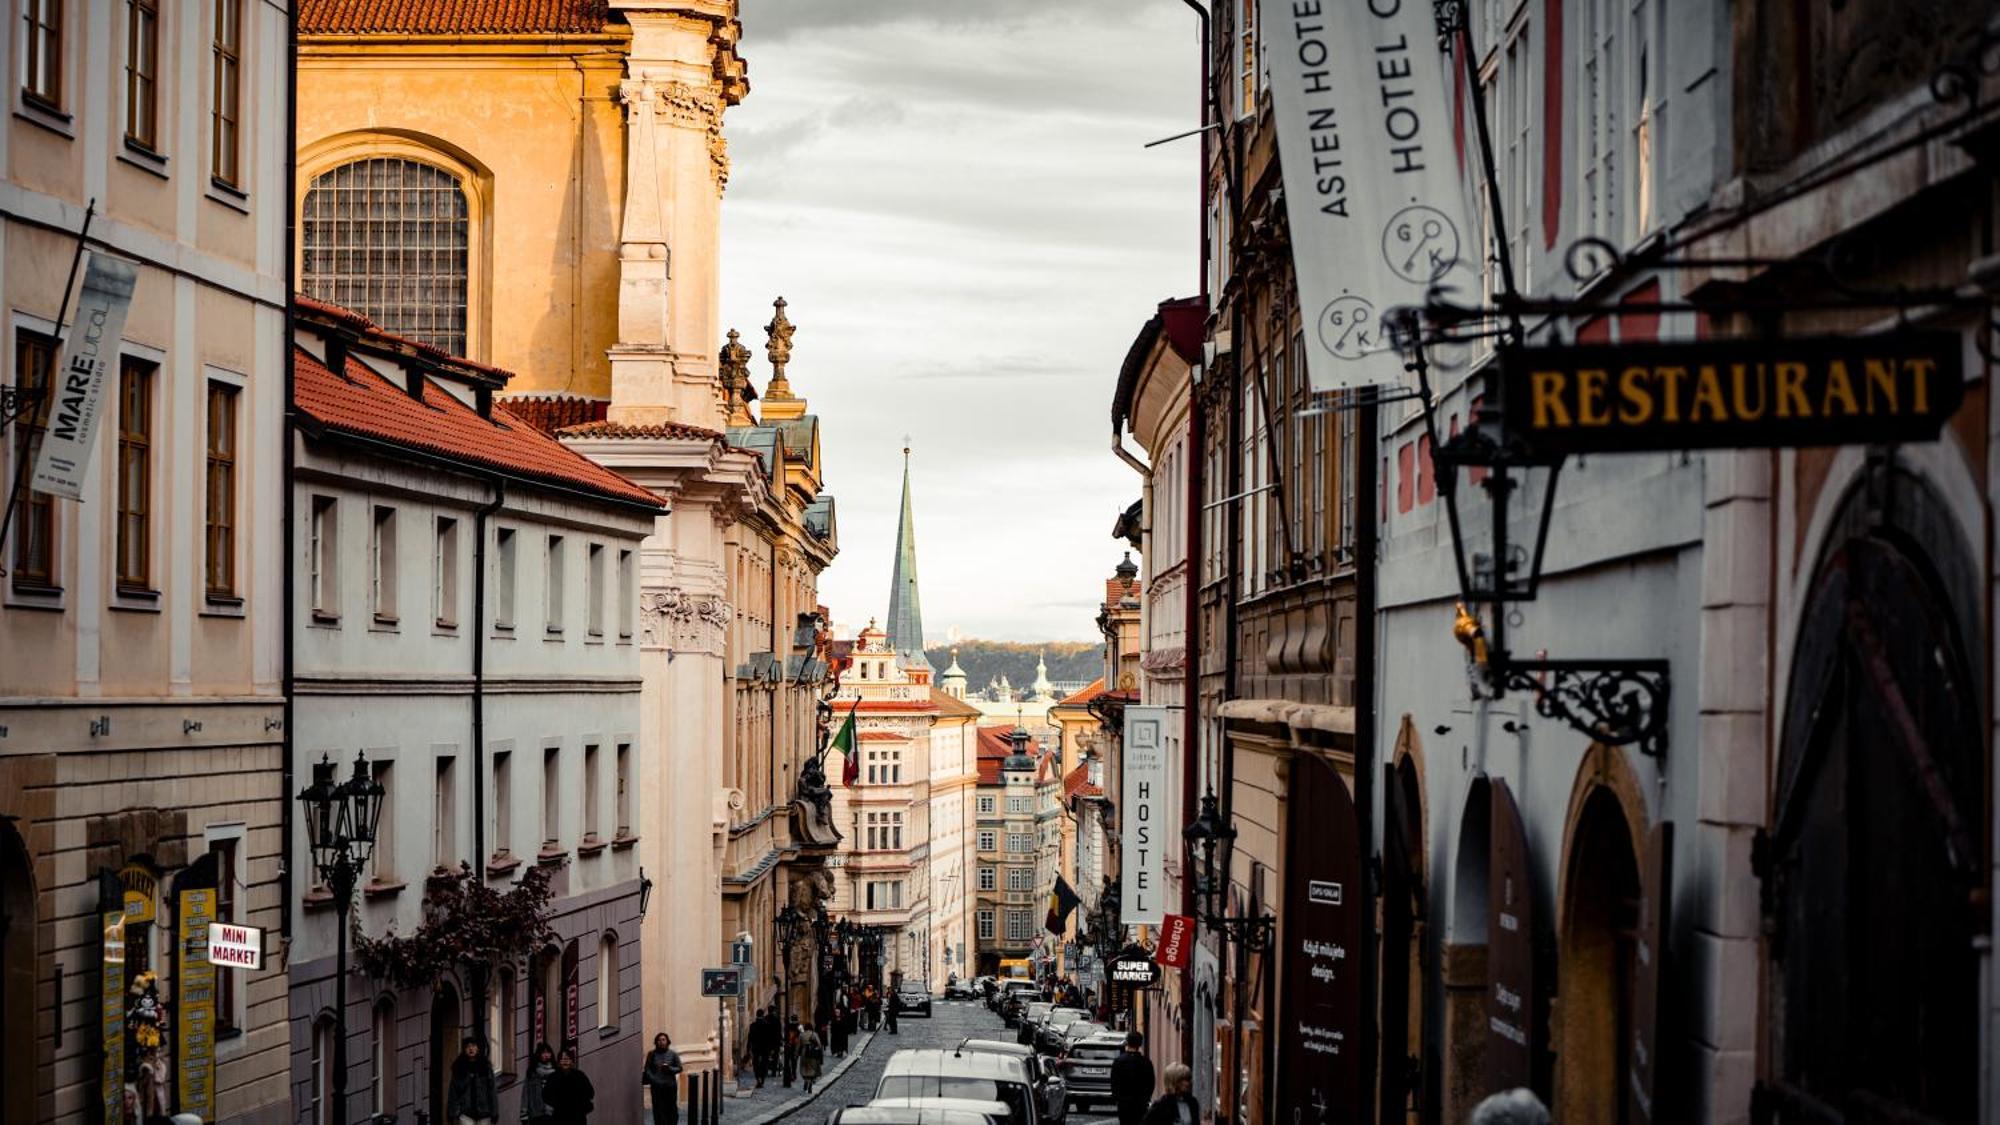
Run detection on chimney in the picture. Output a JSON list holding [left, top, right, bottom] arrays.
[[323, 332, 349, 378], [476, 387, 493, 418]]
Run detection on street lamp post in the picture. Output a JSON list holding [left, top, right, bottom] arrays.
[[298, 751, 386, 1125]]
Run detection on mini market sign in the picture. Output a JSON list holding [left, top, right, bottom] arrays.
[[1498, 333, 1963, 459]]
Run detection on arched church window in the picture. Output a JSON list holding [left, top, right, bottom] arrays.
[[302, 157, 469, 356]]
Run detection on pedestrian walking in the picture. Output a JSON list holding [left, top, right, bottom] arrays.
[[1468, 1089, 1551, 1125], [544, 1046, 597, 1125], [1142, 1063, 1200, 1125], [1110, 1031, 1156, 1125], [831, 1001, 850, 1057], [798, 1025, 825, 1094], [446, 1036, 500, 1125], [884, 991, 899, 1035], [747, 1008, 775, 1088], [642, 1032, 684, 1125], [522, 1041, 557, 1125], [784, 1017, 802, 1086]]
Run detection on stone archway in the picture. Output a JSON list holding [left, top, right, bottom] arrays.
[[0, 819, 34, 1125], [1764, 468, 1983, 1123], [1382, 718, 1431, 1125], [1552, 767, 1645, 1125], [1440, 777, 1490, 1125]]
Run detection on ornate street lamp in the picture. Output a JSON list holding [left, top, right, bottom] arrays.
[[774, 904, 806, 1083], [297, 751, 386, 1124], [1182, 791, 1273, 952]]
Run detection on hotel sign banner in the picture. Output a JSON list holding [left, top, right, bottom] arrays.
[[1499, 334, 1964, 459], [30, 252, 139, 500], [1120, 706, 1170, 926], [1269, 0, 1475, 392]]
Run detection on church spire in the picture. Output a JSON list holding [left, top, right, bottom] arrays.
[[885, 442, 931, 671]]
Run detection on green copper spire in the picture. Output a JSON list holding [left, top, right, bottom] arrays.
[[886, 442, 931, 671]]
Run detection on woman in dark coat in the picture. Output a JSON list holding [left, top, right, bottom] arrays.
[[544, 1046, 597, 1125], [521, 1042, 558, 1125], [446, 1036, 500, 1125]]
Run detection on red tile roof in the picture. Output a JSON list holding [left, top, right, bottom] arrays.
[[851, 700, 939, 714], [559, 418, 724, 443], [300, 0, 611, 34], [293, 346, 664, 510], [1063, 763, 1103, 802], [857, 731, 902, 742], [1104, 578, 1141, 606], [505, 394, 608, 436], [977, 759, 1002, 786]]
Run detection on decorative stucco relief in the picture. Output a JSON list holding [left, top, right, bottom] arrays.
[[639, 587, 734, 654], [621, 77, 730, 192]]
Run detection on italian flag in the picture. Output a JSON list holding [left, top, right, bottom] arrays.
[[832, 702, 861, 786]]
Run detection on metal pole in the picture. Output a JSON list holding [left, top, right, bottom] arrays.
[[333, 867, 351, 1125], [0, 199, 96, 574], [1355, 397, 1380, 1125]]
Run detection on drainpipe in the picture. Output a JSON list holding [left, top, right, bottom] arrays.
[[1112, 433, 1151, 477], [280, 0, 300, 952], [1181, 0, 1211, 1077], [470, 476, 505, 1040]]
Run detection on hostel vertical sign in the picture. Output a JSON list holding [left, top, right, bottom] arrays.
[[30, 253, 138, 499], [1268, 0, 1474, 392], [1120, 706, 1170, 926]]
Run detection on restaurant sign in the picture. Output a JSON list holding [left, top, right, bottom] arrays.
[[1498, 334, 1963, 460]]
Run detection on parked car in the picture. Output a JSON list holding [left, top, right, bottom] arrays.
[[842, 1100, 1011, 1125], [999, 987, 1043, 1028], [1014, 1001, 1054, 1042], [1058, 1031, 1127, 1114], [875, 1049, 1041, 1125], [1050, 1019, 1106, 1058], [894, 979, 934, 1018], [992, 978, 1037, 1013], [955, 1039, 1067, 1125], [943, 976, 979, 1001], [1033, 1008, 1092, 1055]]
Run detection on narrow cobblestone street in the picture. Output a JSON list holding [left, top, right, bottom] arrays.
[[748, 997, 1119, 1122]]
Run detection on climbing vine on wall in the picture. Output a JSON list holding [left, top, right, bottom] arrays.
[[354, 863, 558, 991]]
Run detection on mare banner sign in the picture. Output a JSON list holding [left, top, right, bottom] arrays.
[[30, 253, 139, 500], [1498, 334, 1963, 459]]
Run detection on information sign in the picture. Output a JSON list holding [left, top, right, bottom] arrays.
[[701, 967, 745, 998]]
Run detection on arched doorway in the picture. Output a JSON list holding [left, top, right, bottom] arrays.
[[1553, 785, 1642, 1123], [1381, 726, 1429, 1125], [0, 820, 35, 1124], [1440, 778, 1490, 1125], [1765, 493, 1983, 1122], [429, 980, 462, 1122]]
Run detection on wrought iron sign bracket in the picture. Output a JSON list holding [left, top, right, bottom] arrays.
[[0, 385, 42, 433], [1201, 911, 1277, 954], [1489, 655, 1671, 761]]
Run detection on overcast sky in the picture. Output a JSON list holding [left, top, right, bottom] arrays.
[[717, 0, 1201, 643]]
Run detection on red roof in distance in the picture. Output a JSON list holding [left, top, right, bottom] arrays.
[[300, 0, 610, 35]]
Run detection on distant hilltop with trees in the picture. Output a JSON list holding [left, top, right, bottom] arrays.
[[925, 641, 1104, 696]]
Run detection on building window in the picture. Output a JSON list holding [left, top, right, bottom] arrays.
[[586, 542, 604, 637], [615, 744, 631, 837], [12, 329, 58, 588], [310, 1015, 335, 1125], [210, 0, 241, 187], [545, 534, 565, 634], [1007, 867, 1031, 892], [21, 0, 61, 109], [616, 549, 633, 639], [583, 744, 601, 840], [596, 931, 619, 1029], [977, 910, 995, 941], [124, 0, 159, 149], [433, 516, 459, 628], [493, 749, 512, 854], [542, 746, 560, 847], [977, 796, 995, 815], [494, 526, 516, 629], [492, 967, 516, 1074], [116, 359, 154, 589], [1007, 911, 1031, 941], [204, 382, 238, 598], [978, 867, 996, 892], [1007, 834, 1031, 854], [977, 831, 996, 852], [369, 760, 394, 882], [309, 496, 338, 619], [433, 755, 456, 871], [371, 505, 398, 622], [302, 158, 470, 355], [1006, 796, 1029, 814], [371, 997, 396, 1117]]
